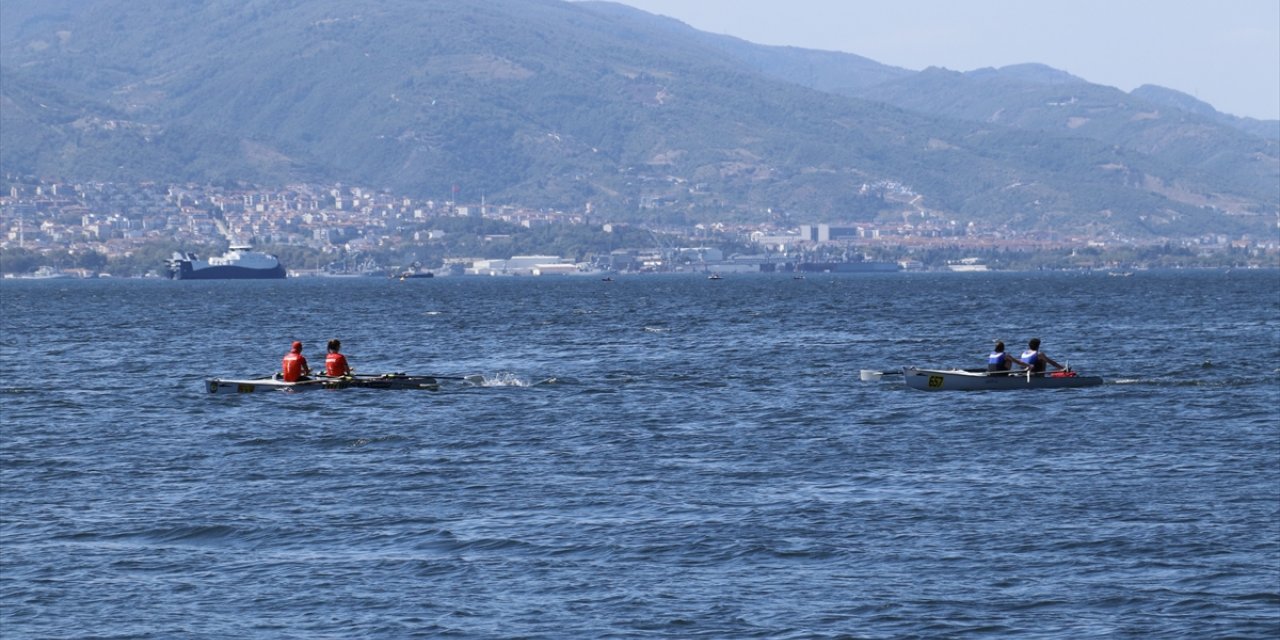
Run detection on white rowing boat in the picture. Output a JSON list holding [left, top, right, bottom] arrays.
[[901, 367, 1103, 391], [206, 373, 455, 394]]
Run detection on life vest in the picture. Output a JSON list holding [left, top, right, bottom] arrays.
[[282, 352, 307, 382], [326, 352, 349, 377], [987, 352, 1010, 371], [1021, 350, 1044, 372]]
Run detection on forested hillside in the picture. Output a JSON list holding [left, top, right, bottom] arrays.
[[1, 0, 1274, 238]]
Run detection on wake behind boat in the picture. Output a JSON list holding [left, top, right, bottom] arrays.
[[901, 366, 1103, 391], [206, 372, 474, 394]]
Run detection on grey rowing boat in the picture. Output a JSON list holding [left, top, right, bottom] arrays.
[[206, 373, 448, 394], [902, 367, 1103, 391]]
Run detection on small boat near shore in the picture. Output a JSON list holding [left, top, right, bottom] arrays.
[[395, 269, 434, 280], [391, 261, 434, 280], [397, 272, 434, 280], [900, 367, 1103, 391], [206, 372, 477, 394]]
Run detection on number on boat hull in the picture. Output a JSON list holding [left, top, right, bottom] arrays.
[[927, 375, 944, 388]]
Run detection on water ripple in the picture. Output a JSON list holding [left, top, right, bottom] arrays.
[[1, 272, 1277, 638]]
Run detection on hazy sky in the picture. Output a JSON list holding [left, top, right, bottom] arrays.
[[612, 0, 1280, 121]]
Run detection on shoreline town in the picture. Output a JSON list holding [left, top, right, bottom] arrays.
[[3, 179, 1275, 278]]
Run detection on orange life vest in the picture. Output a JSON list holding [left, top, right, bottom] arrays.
[[325, 352, 349, 376], [282, 352, 307, 382]]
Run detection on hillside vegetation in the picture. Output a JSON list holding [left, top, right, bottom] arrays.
[[1, 0, 1275, 239]]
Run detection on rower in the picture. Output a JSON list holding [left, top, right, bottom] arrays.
[[282, 341, 311, 382], [1020, 337, 1064, 375], [325, 339, 353, 377], [987, 340, 1028, 376]]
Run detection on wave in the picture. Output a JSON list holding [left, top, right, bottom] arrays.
[[468, 372, 558, 387], [1109, 376, 1273, 388]]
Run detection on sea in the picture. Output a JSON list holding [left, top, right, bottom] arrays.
[[2, 269, 1277, 639]]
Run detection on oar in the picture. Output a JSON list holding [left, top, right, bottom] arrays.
[[392, 373, 486, 384], [324, 371, 484, 384], [342, 372, 466, 380], [860, 369, 903, 382]]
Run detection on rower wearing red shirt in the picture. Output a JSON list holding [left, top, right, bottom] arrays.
[[281, 341, 311, 382], [325, 339, 353, 377]]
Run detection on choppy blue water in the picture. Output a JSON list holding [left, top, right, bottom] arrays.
[[2, 270, 1278, 638]]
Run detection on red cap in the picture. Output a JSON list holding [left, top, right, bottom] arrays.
[[291, 341, 302, 352]]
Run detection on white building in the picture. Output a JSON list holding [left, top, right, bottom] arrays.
[[467, 255, 572, 276]]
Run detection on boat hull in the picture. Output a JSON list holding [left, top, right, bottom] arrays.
[[207, 373, 440, 394], [167, 245, 287, 279], [903, 367, 1103, 391], [172, 264, 286, 280]]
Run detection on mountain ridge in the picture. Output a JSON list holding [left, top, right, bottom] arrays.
[[1, 0, 1275, 239]]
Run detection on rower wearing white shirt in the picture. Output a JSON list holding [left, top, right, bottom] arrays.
[[987, 340, 1030, 376], [1020, 337, 1064, 374]]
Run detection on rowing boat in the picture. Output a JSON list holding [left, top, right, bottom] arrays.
[[206, 373, 443, 394], [902, 367, 1103, 391]]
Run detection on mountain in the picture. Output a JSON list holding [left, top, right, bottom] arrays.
[[576, 2, 915, 95], [691, 37, 1279, 213], [1, 0, 1275, 239], [1129, 84, 1280, 141], [0, 69, 290, 186], [843, 66, 1278, 200]]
